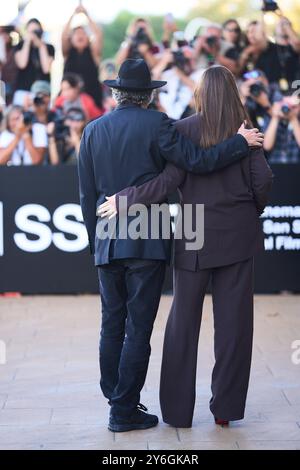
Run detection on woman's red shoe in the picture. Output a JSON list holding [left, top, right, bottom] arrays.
[[214, 417, 229, 427]]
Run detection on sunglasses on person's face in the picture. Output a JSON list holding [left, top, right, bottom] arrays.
[[225, 27, 240, 33]]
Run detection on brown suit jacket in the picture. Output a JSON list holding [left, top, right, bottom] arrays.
[[117, 113, 274, 270]]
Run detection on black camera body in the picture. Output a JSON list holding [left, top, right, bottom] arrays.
[[133, 27, 152, 48], [130, 27, 152, 59], [281, 104, 291, 115], [250, 82, 266, 98], [33, 94, 46, 107], [206, 35, 218, 48], [33, 29, 43, 40], [262, 0, 279, 12], [172, 50, 188, 70], [22, 111, 35, 126], [54, 117, 70, 141]]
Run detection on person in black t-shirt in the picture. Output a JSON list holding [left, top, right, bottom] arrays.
[[47, 107, 86, 165], [62, 4, 103, 108], [14, 18, 55, 94], [239, 22, 270, 79], [273, 17, 300, 87], [240, 20, 300, 88]]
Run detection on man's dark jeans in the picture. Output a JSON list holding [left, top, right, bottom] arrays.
[[97, 258, 166, 418]]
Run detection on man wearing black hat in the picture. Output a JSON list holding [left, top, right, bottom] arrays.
[[78, 59, 263, 433]]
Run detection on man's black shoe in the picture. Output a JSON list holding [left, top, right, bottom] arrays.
[[108, 405, 159, 432]]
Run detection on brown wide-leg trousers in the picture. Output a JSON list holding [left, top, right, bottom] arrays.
[[160, 257, 254, 427]]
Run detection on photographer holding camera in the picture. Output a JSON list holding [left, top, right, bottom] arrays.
[[13, 19, 55, 106], [263, 96, 300, 163], [28, 80, 57, 125], [62, 4, 103, 108], [54, 73, 102, 122], [240, 68, 300, 163], [239, 22, 267, 76], [240, 17, 300, 88], [222, 19, 245, 60], [47, 107, 86, 165], [194, 24, 240, 75], [116, 18, 160, 70], [274, 17, 300, 87], [239, 69, 282, 129], [0, 105, 47, 165], [151, 44, 202, 119]]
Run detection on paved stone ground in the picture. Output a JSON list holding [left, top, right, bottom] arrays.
[[0, 294, 300, 450]]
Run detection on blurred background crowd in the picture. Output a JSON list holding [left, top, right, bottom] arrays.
[[0, 0, 300, 166]]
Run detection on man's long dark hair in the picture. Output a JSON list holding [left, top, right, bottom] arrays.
[[194, 65, 252, 148]]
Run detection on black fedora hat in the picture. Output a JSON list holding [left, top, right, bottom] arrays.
[[103, 59, 167, 91]]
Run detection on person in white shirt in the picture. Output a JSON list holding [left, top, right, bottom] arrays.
[[152, 47, 203, 120], [0, 105, 47, 165]]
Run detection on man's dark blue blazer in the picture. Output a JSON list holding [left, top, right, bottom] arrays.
[[78, 103, 249, 266]]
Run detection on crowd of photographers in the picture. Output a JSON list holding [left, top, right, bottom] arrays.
[[0, 3, 300, 166]]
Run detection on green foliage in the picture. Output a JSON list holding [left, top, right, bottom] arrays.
[[188, 0, 260, 25]]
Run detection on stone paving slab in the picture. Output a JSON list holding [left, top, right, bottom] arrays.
[[0, 294, 299, 450]]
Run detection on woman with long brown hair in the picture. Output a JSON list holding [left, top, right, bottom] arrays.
[[99, 65, 273, 428]]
